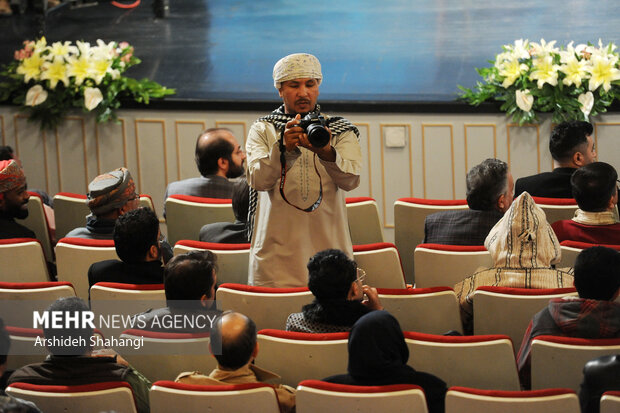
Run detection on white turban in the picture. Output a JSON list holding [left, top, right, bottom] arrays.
[[273, 53, 322, 89]]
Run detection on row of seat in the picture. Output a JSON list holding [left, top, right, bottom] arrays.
[[9, 380, 619, 413], [1, 235, 615, 301]]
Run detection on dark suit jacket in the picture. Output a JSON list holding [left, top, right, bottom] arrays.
[[199, 220, 248, 244], [423, 209, 504, 245], [0, 214, 36, 239], [88, 259, 164, 288], [163, 175, 234, 217], [514, 167, 577, 198]]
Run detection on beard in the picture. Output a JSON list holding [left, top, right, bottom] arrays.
[[11, 203, 29, 220], [226, 161, 245, 179]]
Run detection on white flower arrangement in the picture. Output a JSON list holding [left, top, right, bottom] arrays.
[[459, 39, 620, 125], [1, 37, 174, 130]]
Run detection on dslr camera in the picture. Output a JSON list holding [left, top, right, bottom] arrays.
[[298, 113, 330, 148]]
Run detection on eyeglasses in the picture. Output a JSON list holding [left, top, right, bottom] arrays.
[[356, 267, 366, 285]]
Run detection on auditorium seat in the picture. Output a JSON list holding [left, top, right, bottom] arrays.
[[532, 196, 578, 225], [413, 244, 492, 288], [377, 287, 463, 335], [530, 335, 620, 391], [601, 391, 620, 413], [345, 197, 384, 245], [353, 243, 406, 289], [52, 192, 89, 240], [149, 381, 280, 413], [16, 191, 54, 262], [445, 386, 580, 413], [404, 332, 520, 390], [0, 281, 76, 327], [165, 195, 234, 245], [473, 286, 578, 353], [173, 240, 250, 285], [216, 283, 313, 330], [296, 380, 429, 413], [559, 240, 620, 268], [0, 238, 50, 282], [394, 197, 468, 284], [55, 237, 118, 300], [6, 381, 138, 413], [117, 329, 216, 382], [255, 329, 349, 387]]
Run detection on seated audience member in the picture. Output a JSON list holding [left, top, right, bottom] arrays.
[[515, 121, 596, 198], [65, 167, 139, 239], [0, 160, 35, 239], [176, 311, 295, 413], [579, 355, 620, 413], [0, 145, 52, 208], [88, 207, 164, 290], [199, 178, 249, 243], [552, 162, 620, 243], [163, 128, 246, 216], [517, 246, 620, 389], [324, 311, 447, 413], [286, 249, 383, 333], [135, 250, 219, 332], [454, 192, 574, 334], [65, 167, 172, 261], [424, 158, 513, 245], [8, 297, 151, 413]]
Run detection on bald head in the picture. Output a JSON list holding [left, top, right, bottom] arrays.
[[212, 311, 257, 370], [194, 128, 245, 178]]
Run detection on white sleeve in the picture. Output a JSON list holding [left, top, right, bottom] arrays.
[[319, 129, 362, 191]]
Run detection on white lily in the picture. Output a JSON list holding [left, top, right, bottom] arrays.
[[530, 55, 560, 88], [560, 54, 588, 87], [515, 89, 534, 112], [84, 87, 103, 111], [498, 58, 528, 88], [586, 53, 620, 92], [578, 92, 594, 117], [530, 39, 559, 56], [507, 39, 530, 59], [25, 85, 48, 106]]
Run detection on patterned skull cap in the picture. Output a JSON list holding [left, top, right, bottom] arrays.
[[273, 53, 322, 89], [0, 160, 26, 193], [87, 167, 136, 216]]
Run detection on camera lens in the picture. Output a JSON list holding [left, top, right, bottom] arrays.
[[307, 124, 330, 148]]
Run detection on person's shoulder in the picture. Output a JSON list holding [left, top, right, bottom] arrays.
[[426, 209, 471, 223]]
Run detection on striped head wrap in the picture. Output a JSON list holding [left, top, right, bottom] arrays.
[[0, 160, 26, 193], [87, 167, 137, 216]]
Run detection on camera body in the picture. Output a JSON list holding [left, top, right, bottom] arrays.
[[298, 113, 330, 148]]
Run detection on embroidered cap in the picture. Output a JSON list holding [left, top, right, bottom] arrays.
[[0, 160, 26, 193], [273, 53, 322, 89], [87, 167, 137, 216]]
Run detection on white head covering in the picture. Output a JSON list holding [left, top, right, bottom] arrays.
[[273, 53, 322, 89], [485, 192, 561, 268]]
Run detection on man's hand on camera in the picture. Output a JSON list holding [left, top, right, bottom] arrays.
[[284, 115, 336, 161], [361, 285, 383, 311]]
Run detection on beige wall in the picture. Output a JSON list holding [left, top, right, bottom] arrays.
[[2, 105, 619, 243]]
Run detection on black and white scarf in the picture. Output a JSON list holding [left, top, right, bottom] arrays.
[[246, 105, 359, 240]]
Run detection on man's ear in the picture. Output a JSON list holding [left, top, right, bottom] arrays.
[[347, 281, 359, 300], [251, 341, 259, 359], [146, 244, 159, 260], [217, 157, 229, 173], [573, 150, 586, 167]]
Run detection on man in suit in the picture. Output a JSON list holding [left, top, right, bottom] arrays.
[[88, 207, 163, 291], [514, 121, 596, 198], [199, 178, 249, 244], [424, 158, 513, 245], [163, 128, 246, 216]]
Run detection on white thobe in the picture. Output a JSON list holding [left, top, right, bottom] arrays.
[[246, 119, 361, 287]]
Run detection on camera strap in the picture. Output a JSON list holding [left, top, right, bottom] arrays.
[[278, 129, 323, 212]]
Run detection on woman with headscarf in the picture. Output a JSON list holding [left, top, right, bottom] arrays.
[[324, 310, 447, 413], [454, 192, 575, 334]]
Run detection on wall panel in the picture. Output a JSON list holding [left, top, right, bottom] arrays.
[[175, 121, 206, 181], [422, 124, 454, 200], [135, 119, 168, 213], [594, 123, 620, 172], [507, 124, 540, 181], [381, 124, 412, 227], [14, 115, 50, 194], [96, 119, 128, 177]]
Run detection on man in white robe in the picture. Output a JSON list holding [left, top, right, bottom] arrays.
[[245, 53, 362, 287]]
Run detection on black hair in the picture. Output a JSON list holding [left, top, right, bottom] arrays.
[[43, 297, 93, 356], [549, 121, 593, 162], [466, 158, 509, 211], [113, 207, 160, 263], [573, 247, 620, 301], [0, 146, 14, 161], [211, 312, 257, 370], [195, 129, 235, 177], [571, 162, 617, 212], [0, 318, 10, 366], [232, 178, 250, 222], [164, 250, 217, 301], [307, 249, 357, 300]]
